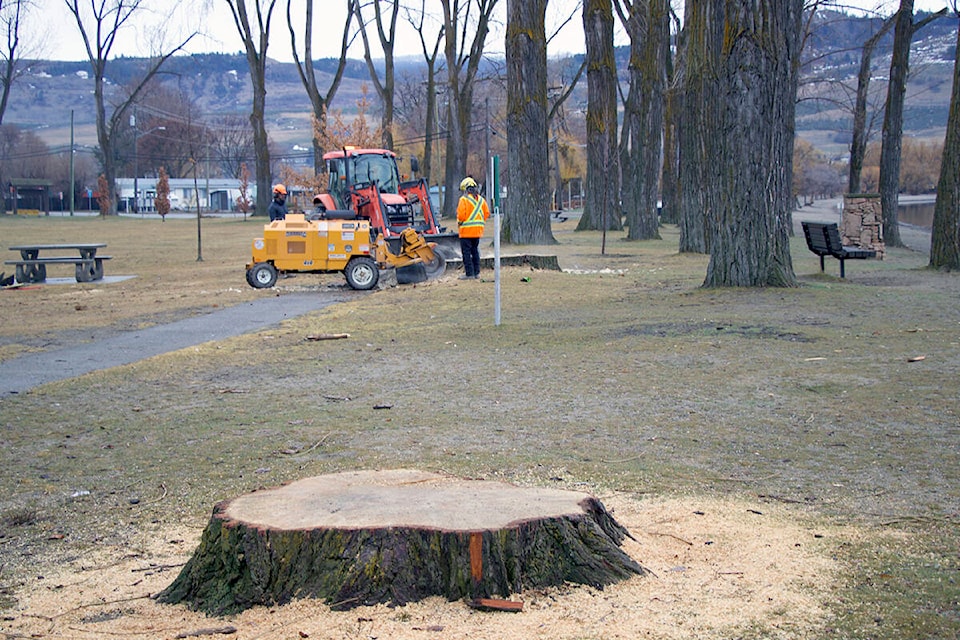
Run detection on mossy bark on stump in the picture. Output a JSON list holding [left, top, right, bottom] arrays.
[[157, 470, 646, 615]]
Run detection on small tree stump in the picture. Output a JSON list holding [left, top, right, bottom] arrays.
[[158, 470, 646, 615]]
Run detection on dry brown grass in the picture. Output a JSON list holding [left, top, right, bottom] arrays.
[[1, 207, 958, 639]]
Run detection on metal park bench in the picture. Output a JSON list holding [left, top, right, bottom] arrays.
[[5, 243, 112, 283], [801, 221, 875, 279]]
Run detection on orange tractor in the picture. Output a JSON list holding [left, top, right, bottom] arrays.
[[314, 147, 460, 259]]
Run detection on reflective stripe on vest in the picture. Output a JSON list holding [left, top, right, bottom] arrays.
[[461, 195, 485, 228]]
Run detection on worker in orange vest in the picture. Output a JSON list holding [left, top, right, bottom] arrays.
[[456, 177, 490, 280]]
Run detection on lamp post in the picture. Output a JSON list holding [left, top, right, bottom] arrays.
[[130, 110, 165, 214]]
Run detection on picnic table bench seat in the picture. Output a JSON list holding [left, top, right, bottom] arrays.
[[801, 221, 875, 278], [5, 243, 111, 283]]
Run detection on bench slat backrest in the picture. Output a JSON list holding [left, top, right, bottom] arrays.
[[802, 221, 843, 256], [822, 224, 844, 253]]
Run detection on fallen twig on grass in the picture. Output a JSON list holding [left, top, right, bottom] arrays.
[[281, 434, 332, 457], [143, 483, 168, 505], [131, 562, 186, 573], [647, 531, 694, 546], [175, 626, 238, 638]]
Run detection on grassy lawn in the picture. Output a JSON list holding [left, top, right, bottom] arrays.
[[0, 210, 958, 638]]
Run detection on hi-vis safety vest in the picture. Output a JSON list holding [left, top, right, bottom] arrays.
[[457, 194, 488, 238]]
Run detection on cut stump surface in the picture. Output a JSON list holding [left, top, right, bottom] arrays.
[[159, 470, 646, 615]]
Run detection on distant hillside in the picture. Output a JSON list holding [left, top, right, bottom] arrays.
[[6, 10, 958, 158]]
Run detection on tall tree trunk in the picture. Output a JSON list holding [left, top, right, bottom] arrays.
[[409, 1, 444, 183], [878, 3, 945, 246], [879, 0, 915, 248], [676, 0, 722, 254], [287, 0, 354, 174], [504, 0, 554, 244], [577, 0, 621, 232], [0, 0, 27, 126], [440, 0, 498, 220], [617, 0, 668, 241], [356, 0, 398, 150], [929, 13, 960, 271], [702, 0, 801, 288], [659, 27, 678, 227], [848, 15, 895, 195], [227, 0, 276, 218]]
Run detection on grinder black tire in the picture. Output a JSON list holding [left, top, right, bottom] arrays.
[[247, 262, 278, 288], [344, 256, 379, 290]]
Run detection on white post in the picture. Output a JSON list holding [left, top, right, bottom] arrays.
[[492, 155, 501, 326]]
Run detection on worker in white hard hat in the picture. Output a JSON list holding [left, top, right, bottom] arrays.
[[456, 176, 489, 280], [268, 183, 288, 221]]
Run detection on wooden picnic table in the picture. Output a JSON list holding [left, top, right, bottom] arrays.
[[5, 243, 111, 283]]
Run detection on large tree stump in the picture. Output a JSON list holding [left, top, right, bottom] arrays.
[[158, 470, 646, 615]]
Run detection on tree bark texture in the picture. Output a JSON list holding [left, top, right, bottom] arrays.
[[158, 470, 645, 615], [702, 0, 801, 287], [660, 48, 679, 226], [848, 15, 895, 195], [676, 0, 723, 253], [930, 15, 960, 270], [228, 0, 276, 218], [504, 0, 555, 244], [577, 0, 621, 231], [618, 0, 668, 241], [879, 0, 915, 248]]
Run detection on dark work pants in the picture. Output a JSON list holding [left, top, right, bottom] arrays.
[[460, 237, 481, 277]]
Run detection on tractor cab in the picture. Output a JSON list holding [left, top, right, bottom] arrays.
[[325, 149, 401, 209], [318, 147, 459, 259]]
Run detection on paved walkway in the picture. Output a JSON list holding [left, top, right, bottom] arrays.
[[0, 292, 351, 395]]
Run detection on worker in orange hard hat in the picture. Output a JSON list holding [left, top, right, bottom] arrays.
[[269, 183, 288, 221], [456, 176, 489, 280]]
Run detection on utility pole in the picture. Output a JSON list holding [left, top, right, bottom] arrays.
[[131, 109, 139, 214], [484, 98, 491, 189], [69, 110, 75, 216]]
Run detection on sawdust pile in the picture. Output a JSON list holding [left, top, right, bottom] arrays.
[[2, 495, 842, 639]]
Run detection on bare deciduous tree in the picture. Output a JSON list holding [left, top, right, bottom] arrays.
[[439, 0, 499, 219], [404, 0, 444, 183], [702, 0, 803, 287], [225, 0, 277, 217], [879, 0, 946, 247], [576, 0, 620, 233], [615, 0, 669, 241], [210, 114, 256, 180], [676, 0, 721, 254], [63, 0, 195, 215], [503, 0, 554, 244], [848, 13, 896, 194], [0, 0, 40, 125], [355, 0, 398, 150], [287, 0, 356, 173]]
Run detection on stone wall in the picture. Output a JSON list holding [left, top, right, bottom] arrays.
[[842, 194, 885, 259]]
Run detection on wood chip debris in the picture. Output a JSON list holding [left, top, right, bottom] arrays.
[[907, 355, 926, 362]]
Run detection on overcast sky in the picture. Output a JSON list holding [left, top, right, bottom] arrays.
[[36, 0, 954, 64]]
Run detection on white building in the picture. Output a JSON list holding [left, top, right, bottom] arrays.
[[114, 178, 256, 213]]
